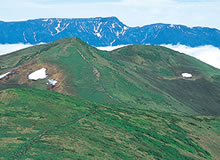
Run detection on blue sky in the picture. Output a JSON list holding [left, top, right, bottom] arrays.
[[1, 0, 219, 29]]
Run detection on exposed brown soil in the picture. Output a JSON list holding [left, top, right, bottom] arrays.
[[0, 58, 71, 95]]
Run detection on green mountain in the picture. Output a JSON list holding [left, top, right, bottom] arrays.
[[0, 37, 220, 115], [0, 37, 220, 159], [0, 88, 219, 160]]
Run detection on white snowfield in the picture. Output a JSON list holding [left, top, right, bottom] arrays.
[[182, 73, 192, 78], [48, 79, 58, 86], [0, 72, 11, 80], [28, 68, 47, 80]]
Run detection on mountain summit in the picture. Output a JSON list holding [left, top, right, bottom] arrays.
[[1, 37, 220, 116], [1, 17, 220, 47], [0, 37, 220, 159]]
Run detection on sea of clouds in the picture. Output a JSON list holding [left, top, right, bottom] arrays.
[[0, 44, 32, 56], [161, 44, 220, 69], [1, 43, 220, 69]]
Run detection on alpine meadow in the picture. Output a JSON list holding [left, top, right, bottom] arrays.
[[0, 37, 219, 159], [0, 0, 220, 159]]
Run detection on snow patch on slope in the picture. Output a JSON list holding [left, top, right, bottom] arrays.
[[121, 26, 129, 35], [110, 40, 116, 46], [95, 32, 102, 38], [182, 73, 192, 78], [33, 32, 37, 42], [28, 68, 47, 80], [48, 19, 70, 36], [93, 22, 103, 38], [0, 72, 11, 80], [55, 20, 61, 34], [23, 32, 27, 42], [48, 79, 57, 86]]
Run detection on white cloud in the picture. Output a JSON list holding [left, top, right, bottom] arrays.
[[0, 44, 32, 56], [97, 45, 128, 51], [162, 44, 220, 69]]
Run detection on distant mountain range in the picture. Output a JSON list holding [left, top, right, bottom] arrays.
[[1, 17, 220, 47]]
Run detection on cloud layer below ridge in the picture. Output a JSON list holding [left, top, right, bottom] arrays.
[[162, 44, 220, 69], [0, 44, 32, 56]]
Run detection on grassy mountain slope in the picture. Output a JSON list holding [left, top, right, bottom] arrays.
[[0, 37, 220, 116], [0, 88, 219, 160], [109, 45, 220, 115]]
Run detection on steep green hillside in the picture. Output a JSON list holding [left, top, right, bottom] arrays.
[[0, 37, 220, 115], [0, 88, 219, 160], [0, 38, 220, 159]]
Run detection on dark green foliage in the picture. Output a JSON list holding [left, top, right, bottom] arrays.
[[0, 88, 219, 160], [0, 38, 220, 159], [1, 37, 220, 115]]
